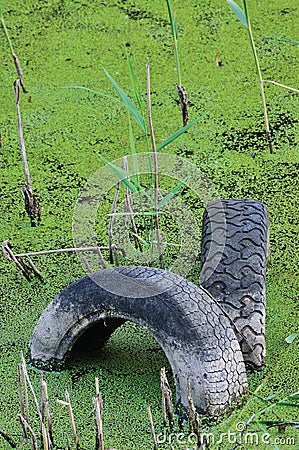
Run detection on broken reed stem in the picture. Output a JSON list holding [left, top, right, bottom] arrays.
[[262, 79, 299, 93], [122, 156, 143, 253], [2, 240, 124, 280], [14, 79, 40, 225], [146, 64, 163, 269], [17, 364, 28, 441], [147, 405, 158, 450], [2, 240, 32, 281], [243, 0, 273, 153], [41, 377, 54, 448], [14, 80, 32, 191], [95, 247, 107, 268], [65, 390, 81, 450], [0, 429, 17, 449], [108, 180, 121, 264], [162, 395, 167, 429], [17, 415, 38, 450], [21, 352, 43, 424], [41, 424, 49, 450], [66, 433, 72, 450], [160, 368, 174, 429], [94, 378, 104, 450], [0, 12, 27, 92], [22, 361, 30, 433], [187, 379, 201, 443], [13, 245, 112, 258], [25, 255, 44, 282], [111, 243, 119, 266]]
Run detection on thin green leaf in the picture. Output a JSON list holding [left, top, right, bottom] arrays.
[[285, 333, 298, 344], [98, 154, 139, 193], [259, 401, 299, 415], [131, 233, 150, 247], [60, 85, 119, 101], [173, 13, 179, 40], [289, 392, 299, 399], [256, 420, 299, 426], [166, 0, 176, 41], [157, 111, 208, 152], [158, 177, 189, 208], [127, 55, 143, 112], [226, 0, 248, 27], [263, 393, 277, 401], [103, 68, 146, 132]]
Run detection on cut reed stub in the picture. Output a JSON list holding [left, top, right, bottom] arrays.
[[175, 84, 188, 127]]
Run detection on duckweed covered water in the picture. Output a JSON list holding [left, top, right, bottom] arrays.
[[0, 0, 298, 448]]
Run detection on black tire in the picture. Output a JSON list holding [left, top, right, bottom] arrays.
[[29, 266, 247, 415], [200, 199, 269, 369]]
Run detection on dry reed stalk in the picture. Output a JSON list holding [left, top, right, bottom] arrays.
[[17, 415, 38, 450], [108, 180, 121, 264], [111, 244, 119, 266], [2, 240, 117, 280], [41, 377, 54, 448], [187, 379, 201, 443], [146, 64, 163, 268], [0, 12, 27, 92], [66, 432, 72, 450], [2, 240, 33, 281], [95, 247, 107, 268], [122, 156, 142, 252], [14, 79, 41, 225], [160, 368, 174, 429], [21, 352, 43, 423], [65, 390, 81, 450], [25, 255, 44, 282], [94, 378, 104, 450], [147, 405, 158, 450], [17, 363, 28, 441]]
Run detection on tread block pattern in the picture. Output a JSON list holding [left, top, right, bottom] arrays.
[[200, 199, 269, 368]]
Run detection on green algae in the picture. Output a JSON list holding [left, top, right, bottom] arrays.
[[0, 0, 299, 448]]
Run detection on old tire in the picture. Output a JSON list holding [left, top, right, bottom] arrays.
[[200, 199, 269, 369], [29, 266, 247, 415]]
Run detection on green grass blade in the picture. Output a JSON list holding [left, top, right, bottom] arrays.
[[127, 55, 143, 113], [98, 154, 139, 193], [285, 333, 298, 344], [157, 111, 208, 152], [226, 0, 248, 27], [173, 12, 179, 40], [158, 177, 188, 208], [166, 0, 176, 41], [166, 0, 181, 85], [103, 68, 146, 132], [61, 85, 119, 101], [289, 392, 299, 399]]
